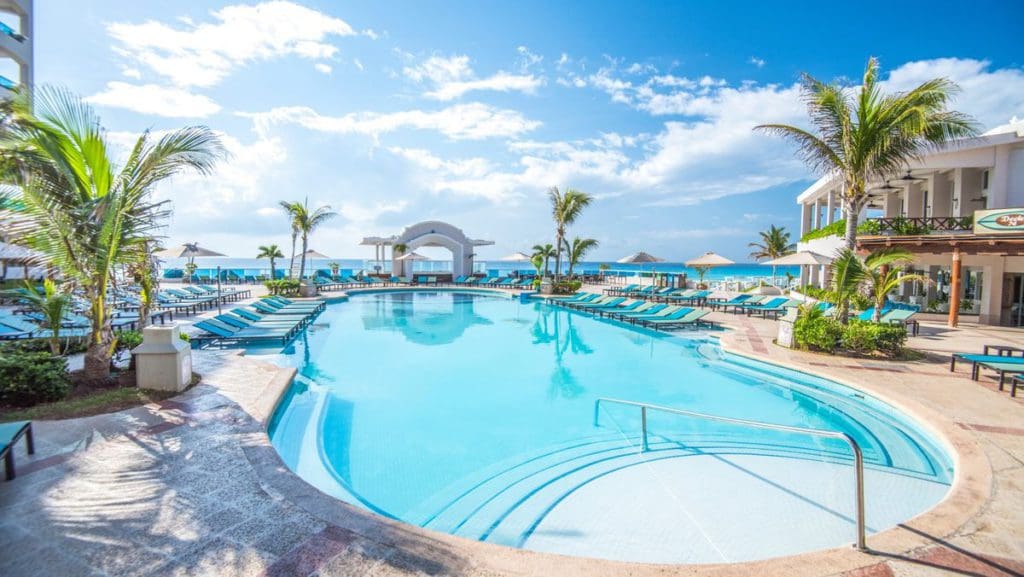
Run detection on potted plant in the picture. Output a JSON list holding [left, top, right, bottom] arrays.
[[328, 261, 341, 279]]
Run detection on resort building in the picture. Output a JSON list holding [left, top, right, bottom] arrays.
[[797, 118, 1024, 327], [0, 0, 31, 94], [361, 220, 494, 279]]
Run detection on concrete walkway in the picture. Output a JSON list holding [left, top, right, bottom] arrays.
[[1, 297, 1023, 576]]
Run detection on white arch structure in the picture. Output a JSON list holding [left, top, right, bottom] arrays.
[[361, 221, 494, 277]]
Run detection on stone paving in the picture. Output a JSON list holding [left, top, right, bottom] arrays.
[[1, 292, 1023, 576]]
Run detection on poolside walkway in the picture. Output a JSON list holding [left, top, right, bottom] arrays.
[[1, 291, 1023, 576]]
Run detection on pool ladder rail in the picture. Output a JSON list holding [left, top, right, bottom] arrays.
[[593, 397, 868, 552]]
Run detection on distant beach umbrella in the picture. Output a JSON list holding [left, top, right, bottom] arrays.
[[301, 249, 331, 260], [763, 251, 832, 266], [685, 252, 734, 267], [395, 251, 429, 261], [500, 252, 533, 262], [617, 251, 665, 264], [154, 242, 226, 260]]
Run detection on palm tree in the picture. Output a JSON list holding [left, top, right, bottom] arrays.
[[548, 187, 593, 281], [863, 248, 930, 323], [280, 201, 301, 277], [532, 243, 556, 276], [14, 280, 70, 355], [756, 57, 977, 249], [257, 244, 284, 280], [280, 197, 336, 280], [748, 225, 795, 286], [563, 237, 599, 277], [125, 244, 158, 330], [0, 86, 223, 379], [829, 249, 868, 324]]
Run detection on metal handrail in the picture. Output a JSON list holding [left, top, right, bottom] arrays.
[[593, 397, 867, 551]]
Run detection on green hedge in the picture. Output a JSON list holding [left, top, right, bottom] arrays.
[[0, 349, 71, 407], [793, 313, 907, 357], [264, 278, 301, 296]]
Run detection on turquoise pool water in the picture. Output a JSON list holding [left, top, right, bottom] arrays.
[[266, 290, 953, 563]]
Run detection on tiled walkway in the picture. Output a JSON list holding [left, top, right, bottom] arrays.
[[1, 301, 1023, 576]]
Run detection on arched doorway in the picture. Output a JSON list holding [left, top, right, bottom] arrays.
[[362, 221, 494, 278]]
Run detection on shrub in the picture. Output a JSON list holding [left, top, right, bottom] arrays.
[[264, 278, 301, 296], [0, 350, 71, 407], [839, 321, 908, 356], [553, 280, 582, 294], [793, 310, 843, 353], [116, 330, 144, 352]]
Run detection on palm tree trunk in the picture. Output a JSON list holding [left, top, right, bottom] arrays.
[[289, 233, 297, 278], [844, 195, 862, 251], [554, 234, 563, 282], [872, 265, 889, 323], [299, 234, 308, 281], [270, 258, 276, 280], [83, 287, 112, 381]]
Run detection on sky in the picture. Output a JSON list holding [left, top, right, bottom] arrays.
[[28, 0, 1024, 262]]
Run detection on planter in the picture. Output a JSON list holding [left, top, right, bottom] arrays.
[[539, 279, 554, 295], [298, 281, 318, 297]]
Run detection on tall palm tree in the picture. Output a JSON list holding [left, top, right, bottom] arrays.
[[280, 200, 301, 277], [563, 237, 599, 277], [756, 57, 977, 249], [829, 249, 868, 324], [257, 244, 284, 280], [863, 248, 930, 323], [0, 86, 223, 379], [548, 187, 593, 281], [532, 243, 556, 276], [280, 197, 336, 280], [748, 225, 795, 286]]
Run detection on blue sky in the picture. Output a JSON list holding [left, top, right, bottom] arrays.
[[31, 0, 1024, 261]]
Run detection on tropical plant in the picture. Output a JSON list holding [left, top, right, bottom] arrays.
[[756, 57, 977, 249], [15, 279, 70, 355], [0, 86, 223, 380], [183, 261, 198, 283], [532, 243, 556, 276], [748, 225, 795, 285], [257, 244, 284, 280], [829, 249, 868, 324], [126, 244, 158, 330], [530, 253, 544, 277], [598, 263, 610, 277], [328, 261, 340, 278], [392, 242, 408, 256], [693, 265, 710, 288], [279, 198, 336, 281], [563, 237, 599, 277], [548, 187, 593, 281], [862, 248, 931, 322]]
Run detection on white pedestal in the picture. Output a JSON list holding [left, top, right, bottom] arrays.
[[132, 325, 192, 392]]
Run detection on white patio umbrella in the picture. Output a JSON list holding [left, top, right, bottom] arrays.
[[500, 251, 533, 261], [685, 252, 734, 288], [763, 251, 833, 266], [395, 251, 429, 277], [617, 251, 665, 264]]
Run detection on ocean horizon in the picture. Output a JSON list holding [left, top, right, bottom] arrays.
[[159, 257, 799, 281]]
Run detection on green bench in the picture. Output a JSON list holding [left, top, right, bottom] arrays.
[[1, 421, 34, 481]]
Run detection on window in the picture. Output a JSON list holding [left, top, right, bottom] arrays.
[[982, 169, 990, 191]]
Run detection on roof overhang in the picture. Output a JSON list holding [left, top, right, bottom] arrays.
[[857, 233, 1024, 256]]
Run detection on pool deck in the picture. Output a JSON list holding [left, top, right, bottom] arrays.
[[1, 287, 1023, 576]]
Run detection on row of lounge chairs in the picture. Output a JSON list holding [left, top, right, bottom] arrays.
[[453, 276, 533, 289], [604, 286, 712, 307], [552, 293, 714, 330], [191, 296, 325, 346]]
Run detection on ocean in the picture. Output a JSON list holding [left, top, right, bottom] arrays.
[[159, 257, 799, 281]]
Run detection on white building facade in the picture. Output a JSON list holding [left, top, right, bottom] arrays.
[[0, 0, 31, 93], [796, 119, 1024, 326]]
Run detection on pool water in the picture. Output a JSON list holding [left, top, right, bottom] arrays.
[[266, 290, 953, 564]]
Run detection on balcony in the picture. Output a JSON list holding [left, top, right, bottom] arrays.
[[859, 216, 974, 236]]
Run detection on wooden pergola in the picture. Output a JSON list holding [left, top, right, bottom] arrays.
[[857, 233, 1024, 328]]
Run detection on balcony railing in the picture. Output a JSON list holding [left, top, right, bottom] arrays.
[[859, 216, 973, 236]]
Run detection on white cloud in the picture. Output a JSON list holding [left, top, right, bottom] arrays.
[[241, 102, 541, 141], [516, 46, 543, 72], [122, 68, 142, 79], [882, 58, 1024, 129], [352, 58, 364, 71], [86, 82, 222, 118], [403, 54, 542, 101], [314, 63, 332, 75], [749, 56, 766, 68], [107, 1, 356, 87]]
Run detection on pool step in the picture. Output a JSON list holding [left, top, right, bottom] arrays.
[[418, 431, 860, 545]]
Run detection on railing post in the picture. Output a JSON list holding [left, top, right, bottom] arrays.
[[640, 406, 648, 452], [848, 436, 868, 551]]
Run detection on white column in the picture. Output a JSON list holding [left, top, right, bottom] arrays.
[[979, 257, 1005, 325], [826, 191, 836, 225], [884, 191, 901, 218], [905, 183, 924, 218], [952, 168, 965, 217], [814, 199, 822, 229], [990, 145, 1011, 208], [800, 203, 813, 237]]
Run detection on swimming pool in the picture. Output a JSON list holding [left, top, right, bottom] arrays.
[[266, 290, 953, 564]]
